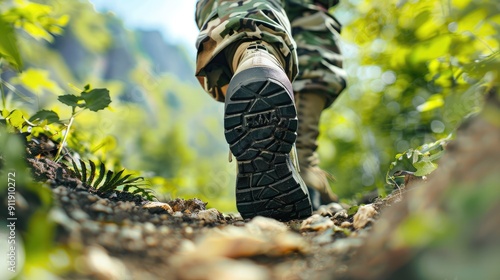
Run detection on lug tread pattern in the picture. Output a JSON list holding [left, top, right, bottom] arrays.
[[224, 78, 312, 221]]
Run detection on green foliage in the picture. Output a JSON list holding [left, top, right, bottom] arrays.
[[58, 85, 111, 112], [387, 135, 450, 184], [321, 0, 499, 199], [71, 158, 154, 200], [0, 16, 23, 70], [1, 0, 69, 42]]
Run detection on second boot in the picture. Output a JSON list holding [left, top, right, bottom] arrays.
[[295, 92, 338, 209]]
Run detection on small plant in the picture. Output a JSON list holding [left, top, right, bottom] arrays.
[[386, 135, 452, 187], [71, 159, 155, 200], [30, 84, 111, 161]]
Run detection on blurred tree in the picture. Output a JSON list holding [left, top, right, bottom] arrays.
[[321, 0, 498, 200]]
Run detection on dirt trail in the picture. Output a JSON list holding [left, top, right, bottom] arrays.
[[10, 90, 500, 279]]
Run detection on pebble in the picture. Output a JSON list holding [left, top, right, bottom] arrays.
[[173, 211, 183, 217], [333, 210, 348, 219], [85, 246, 130, 280], [300, 214, 335, 231], [341, 221, 353, 228], [53, 186, 68, 196], [87, 195, 98, 202], [328, 238, 364, 254], [116, 201, 136, 212], [315, 202, 344, 216], [71, 209, 90, 221], [119, 227, 142, 241], [160, 214, 169, 220], [149, 216, 160, 224], [192, 208, 222, 223], [176, 258, 271, 280], [142, 202, 173, 214], [184, 221, 307, 259], [158, 226, 171, 235], [144, 236, 159, 247], [81, 221, 100, 233], [353, 204, 378, 229], [246, 216, 288, 235], [143, 222, 156, 234], [90, 203, 113, 214], [103, 223, 119, 234], [50, 208, 80, 231]]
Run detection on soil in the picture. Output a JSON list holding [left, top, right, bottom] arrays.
[[6, 94, 500, 279]]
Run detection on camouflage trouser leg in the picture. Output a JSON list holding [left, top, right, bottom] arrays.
[[195, 0, 346, 107]]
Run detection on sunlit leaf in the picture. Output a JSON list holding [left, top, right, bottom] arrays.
[[413, 160, 438, 176], [13, 68, 62, 94], [0, 17, 23, 71], [417, 94, 445, 112], [81, 88, 111, 112], [6, 109, 25, 128]]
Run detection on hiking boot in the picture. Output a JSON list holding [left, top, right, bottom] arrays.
[[295, 92, 338, 210], [224, 41, 313, 221]]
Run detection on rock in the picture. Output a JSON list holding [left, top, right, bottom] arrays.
[[71, 209, 90, 221], [143, 222, 156, 234], [181, 217, 307, 259], [81, 221, 100, 233], [119, 226, 142, 241], [353, 204, 378, 229], [192, 208, 223, 223], [333, 209, 348, 219], [102, 223, 119, 234], [315, 203, 344, 216], [53, 186, 68, 196], [173, 211, 183, 217], [300, 214, 335, 231], [176, 258, 270, 280], [90, 202, 113, 214], [142, 201, 173, 214], [84, 246, 130, 280], [341, 221, 353, 228], [246, 216, 288, 235], [50, 208, 80, 231], [329, 238, 364, 255], [167, 198, 207, 213]]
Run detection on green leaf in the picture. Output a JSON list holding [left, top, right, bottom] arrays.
[[93, 162, 106, 188], [29, 110, 60, 124], [0, 17, 23, 71], [79, 159, 87, 184], [413, 160, 438, 176], [58, 94, 82, 108], [71, 159, 82, 180], [87, 160, 97, 186], [6, 110, 25, 128], [417, 94, 445, 112], [348, 205, 360, 216], [81, 88, 111, 112]]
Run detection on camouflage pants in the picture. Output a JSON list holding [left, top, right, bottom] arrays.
[[195, 0, 346, 108]]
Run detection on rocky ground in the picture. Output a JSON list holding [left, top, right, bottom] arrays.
[[5, 90, 500, 280], [4, 121, 418, 280], [25, 146, 390, 280]]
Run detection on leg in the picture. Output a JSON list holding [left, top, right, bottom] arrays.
[[284, 0, 347, 208], [195, 0, 298, 101], [195, 0, 313, 220]]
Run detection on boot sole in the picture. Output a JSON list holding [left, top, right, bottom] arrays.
[[224, 67, 312, 221]]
